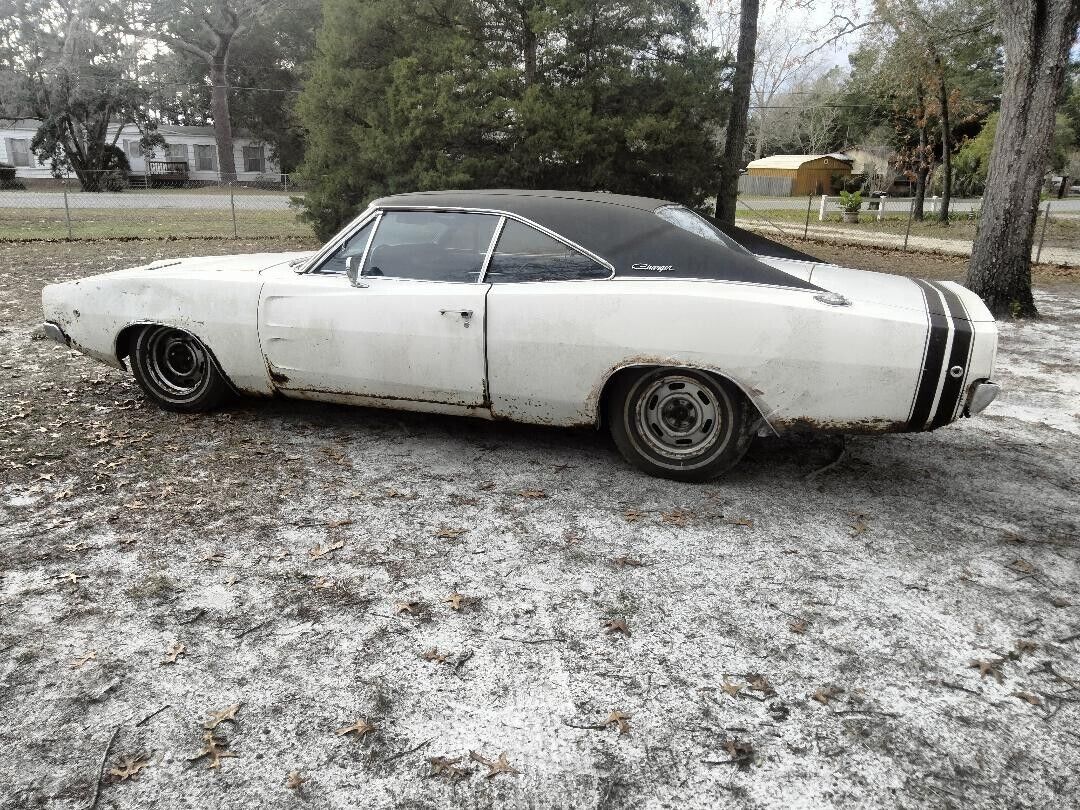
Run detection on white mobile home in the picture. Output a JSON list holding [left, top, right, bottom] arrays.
[[0, 119, 279, 184]]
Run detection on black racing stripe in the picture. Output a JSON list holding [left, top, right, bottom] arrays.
[[908, 278, 950, 430], [929, 281, 973, 429]]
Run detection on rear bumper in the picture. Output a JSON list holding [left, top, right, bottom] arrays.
[[965, 380, 1000, 416], [41, 321, 70, 346]]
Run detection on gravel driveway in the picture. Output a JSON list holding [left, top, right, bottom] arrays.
[[1, 239, 1078, 809]]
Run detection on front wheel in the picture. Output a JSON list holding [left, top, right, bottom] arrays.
[[130, 326, 229, 412], [606, 368, 754, 482]]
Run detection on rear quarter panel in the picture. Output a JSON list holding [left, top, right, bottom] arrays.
[[485, 279, 929, 430]]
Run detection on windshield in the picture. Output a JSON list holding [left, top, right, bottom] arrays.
[[653, 205, 750, 254]]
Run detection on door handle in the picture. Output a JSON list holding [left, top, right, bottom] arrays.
[[439, 308, 473, 328]]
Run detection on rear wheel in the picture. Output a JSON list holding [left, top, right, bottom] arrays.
[[607, 368, 754, 482], [130, 326, 228, 412]]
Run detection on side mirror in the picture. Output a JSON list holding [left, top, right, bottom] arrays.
[[346, 255, 362, 285]]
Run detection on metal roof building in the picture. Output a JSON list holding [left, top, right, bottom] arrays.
[[743, 154, 854, 196]]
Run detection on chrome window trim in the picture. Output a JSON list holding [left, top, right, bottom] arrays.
[[302, 206, 379, 274], [477, 216, 507, 284], [352, 211, 383, 282], [611, 276, 822, 294], [375, 205, 616, 281]]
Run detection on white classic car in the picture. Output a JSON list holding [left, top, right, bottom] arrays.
[[40, 189, 1000, 481]]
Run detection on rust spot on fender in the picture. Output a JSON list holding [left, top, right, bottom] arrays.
[[268, 367, 290, 385], [770, 417, 910, 435]]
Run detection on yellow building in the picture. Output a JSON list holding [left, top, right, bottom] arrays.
[[743, 154, 854, 196]]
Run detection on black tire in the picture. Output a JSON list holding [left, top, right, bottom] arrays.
[[130, 325, 229, 412], [606, 367, 754, 482]]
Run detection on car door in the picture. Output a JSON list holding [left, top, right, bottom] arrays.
[[483, 219, 616, 424], [258, 211, 500, 407]]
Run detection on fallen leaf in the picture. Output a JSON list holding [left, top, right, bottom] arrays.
[[224, 573, 238, 586], [789, 618, 809, 634], [160, 642, 186, 665], [478, 481, 496, 491], [623, 509, 645, 523], [63, 542, 87, 553], [519, 488, 546, 499], [202, 550, 225, 564], [605, 710, 631, 735], [69, 651, 97, 669], [726, 518, 754, 528], [602, 618, 630, 637], [193, 731, 237, 770], [108, 754, 150, 782], [747, 673, 775, 696], [444, 591, 466, 611], [661, 509, 691, 526], [336, 718, 377, 738], [469, 750, 519, 778], [1007, 558, 1037, 575], [848, 513, 869, 536], [721, 678, 743, 698], [812, 686, 842, 705], [395, 601, 420, 615], [203, 703, 241, 731], [423, 647, 449, 663], [435, 526, 468, 539], [286, 770, 305, 790], [1015, 639, 1038, 655], [55, 571, 84, 586], [722, 738, 755, 770], [1012, 691, 1042, 706], [969, 658, 1004, 683], [327, 518, 352, 528], [312, 576, 335, 589], [428, 755, 471, 781], [309, 539, 345, 559], [612, 556, 643, 568]]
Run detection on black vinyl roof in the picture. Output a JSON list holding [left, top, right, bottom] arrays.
[[372, 190, 822, 290]]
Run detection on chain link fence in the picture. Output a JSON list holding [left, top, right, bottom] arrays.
[[734, 194, 1080, 266], [0, 170, 314, 241]]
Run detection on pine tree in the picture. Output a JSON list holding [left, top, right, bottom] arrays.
[[296, 0, 728, 239]]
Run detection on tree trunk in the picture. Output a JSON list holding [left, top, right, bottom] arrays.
[[966, 0, 1080, 318], [210, 55, 237, 183], [913, 82, 928, 221], [715, 0, 759, 225], [934, 55, 952, 224]]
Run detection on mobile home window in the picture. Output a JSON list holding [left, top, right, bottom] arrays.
[[194, 144, 218, 171], [243, 145, 264, 173], [165, 143, 189, 162], [6, 138, 31, 167], [124, 139, 142, 159]]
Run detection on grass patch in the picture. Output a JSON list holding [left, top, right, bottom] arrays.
[[0, 207, 314, 241]]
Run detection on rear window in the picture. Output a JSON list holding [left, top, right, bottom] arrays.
[[653, 205, 750, 254]]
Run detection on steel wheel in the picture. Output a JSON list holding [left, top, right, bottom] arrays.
[[634, 374, 723, 460], [607, 367, 754, 482], [130, 325, 229, 412], [145, 328, 209, 397]]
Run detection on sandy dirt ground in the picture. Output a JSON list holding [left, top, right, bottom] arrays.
[[1, 238, 1078, 810]]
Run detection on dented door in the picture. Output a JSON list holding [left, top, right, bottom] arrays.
[[257, 269, 488, 406]]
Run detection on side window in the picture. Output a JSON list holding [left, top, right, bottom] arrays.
[[486, 220, 608, 283], [316, 220, 375, 275], [362, 212, 498, 282]]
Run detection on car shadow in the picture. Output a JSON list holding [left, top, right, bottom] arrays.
[[225, 394, 855, 483]]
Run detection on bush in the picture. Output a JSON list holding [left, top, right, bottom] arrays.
[[839, 190, 863, 212]]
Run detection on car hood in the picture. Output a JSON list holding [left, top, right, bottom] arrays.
[[100, 251, 315, 280]]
